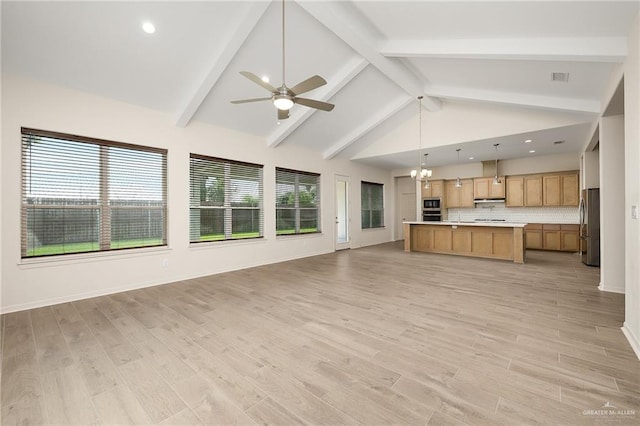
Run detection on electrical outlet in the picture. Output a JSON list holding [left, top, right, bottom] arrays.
[[162, 258, 169, 267], [632, 205, 638, 220]]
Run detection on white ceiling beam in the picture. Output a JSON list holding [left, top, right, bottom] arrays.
[[267, 56, 369, 148], [425, 84, 601, 114], [174, 2, 270, 127], [323, 96, 413, 160], [298, 1, 441, 111], [380, 37, 627, 62]]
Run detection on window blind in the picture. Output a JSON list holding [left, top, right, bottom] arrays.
[[21, 128, 167, 258], [361, 181, 384, 229], [190, 154, 263, 242], [276, 168, 320, 235]]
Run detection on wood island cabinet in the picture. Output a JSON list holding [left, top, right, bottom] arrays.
[[525, 223, 579, 252], [473, 177, 505, 199], [444, 179, 474, 208], [421, 179, 444, 199]]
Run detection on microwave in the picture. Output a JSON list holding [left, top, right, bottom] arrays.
[[423, 198, 441, 209]]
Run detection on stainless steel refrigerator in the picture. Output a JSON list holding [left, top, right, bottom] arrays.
[[579, 188, 600, 266]]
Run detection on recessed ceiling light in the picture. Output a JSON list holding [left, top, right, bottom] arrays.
[[142, 21, 155, 34], [529, 150, 536, 153], [261, 75, 270, 83], [525, 139, 532, 143], [277, 121, 281, 125], [468, 157, 474, 160]]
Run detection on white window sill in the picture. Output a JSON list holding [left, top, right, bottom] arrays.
[[18, 246, 172, 269]]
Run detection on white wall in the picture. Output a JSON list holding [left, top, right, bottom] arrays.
[[355, 100, 595, 159], [582, 149, 600, 189], [393, 152, 578, 180], [0, 74, 393, 313], [622, 13, 640, 359], [599, 115, 625, 294]]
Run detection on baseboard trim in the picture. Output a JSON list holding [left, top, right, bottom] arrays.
[[0, 247, 334, 314], [598, 282, 625, 294], [621, 322, 640, 360]]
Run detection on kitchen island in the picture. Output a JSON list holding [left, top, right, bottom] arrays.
[[403, 221, 527, 263]]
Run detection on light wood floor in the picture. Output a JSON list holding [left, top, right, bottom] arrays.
[[2, 242, 639, 425]]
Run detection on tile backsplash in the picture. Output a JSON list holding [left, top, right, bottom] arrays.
[[447, 203, 579, 224]]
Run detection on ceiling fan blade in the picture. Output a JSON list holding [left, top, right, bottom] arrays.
[[230, 97, 272, 104], [278, 109, 290, 120], [289, 75, 327, 96], [294, 97, 335, 112], [239, 71, 277, 93]]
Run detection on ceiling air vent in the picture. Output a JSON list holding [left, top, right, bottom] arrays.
[[553, 140, 565, 145], [551, 72, 569, 82]]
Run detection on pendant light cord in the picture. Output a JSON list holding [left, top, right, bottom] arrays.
[[418, 96, 423, 172]]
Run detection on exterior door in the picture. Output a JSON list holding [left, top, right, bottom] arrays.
[[335, 175, 350, 250]]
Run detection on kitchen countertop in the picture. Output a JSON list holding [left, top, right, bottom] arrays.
[[403, 221, 527, 228]]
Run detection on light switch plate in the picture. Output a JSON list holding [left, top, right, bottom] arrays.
[[632, 205, 638, 220]]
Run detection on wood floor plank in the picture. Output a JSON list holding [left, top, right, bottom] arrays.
[[2, 243, 639, 425], [118, 358, 186, 423], [92, 384, 154, 425], [41, 364, 100, 425]]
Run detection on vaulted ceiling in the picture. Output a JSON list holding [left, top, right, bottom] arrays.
[[3, 1, 638, 169]]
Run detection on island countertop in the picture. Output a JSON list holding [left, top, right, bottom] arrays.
[[402, 221, 527, 228], [403, 221, 526, 263]]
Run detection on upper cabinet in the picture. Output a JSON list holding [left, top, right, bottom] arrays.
[[543, 172, 580, 206], [473, 177, 505, 199], [506, 177, 524, 207], [524, 175, 543, 206], [506, 171, 579, 207], [421, 180, 444, 199], [444, 179, 474, 208]]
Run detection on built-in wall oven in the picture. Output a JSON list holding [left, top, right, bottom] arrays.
[[422, 197, 442, 222]]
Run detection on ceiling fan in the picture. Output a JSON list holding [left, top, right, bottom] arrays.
[[231, 0, 335, 120]]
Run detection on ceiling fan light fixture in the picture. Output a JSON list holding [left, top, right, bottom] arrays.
[[273, 96, 293, 110]]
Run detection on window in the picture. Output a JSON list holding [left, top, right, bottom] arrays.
[[276, 168, 320, 235], [21, 128, 167, 258], [361, 181, 384, 229], [190, 154, 263, 242]]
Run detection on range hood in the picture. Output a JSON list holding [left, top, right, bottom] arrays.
[[474, 198, 505, 204]]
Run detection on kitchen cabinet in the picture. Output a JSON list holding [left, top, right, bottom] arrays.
[[524, 224, 542, 249], [473, 177, 505, 199], [543, 175, 561, 206], [542, 224, 561, 250], [421, 180, 444, 199], [507, 171, 579, 208], [525, 223, 579, 252], [524, 175, 543, 206], [506, 177, 524, 207], [444, 179, 474, 208], [560, 224, 580, 251], [561, 174, 579, 206]]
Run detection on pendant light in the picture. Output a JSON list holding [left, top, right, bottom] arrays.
[[423, 153, 430, 189], [411, 96, 429, 181], [493, 143, 502, 185], [455, 148, 462, 188]]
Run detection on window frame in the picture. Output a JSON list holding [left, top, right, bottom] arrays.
[[20, 127, 168, 259], [275, 167, 321, 236], [361, 181, 385, 229], [189, 153, 264, 244]]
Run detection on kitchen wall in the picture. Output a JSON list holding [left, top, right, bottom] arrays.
[[0, 74, 394, 313], [622, 13, 640, 359], [449, 204, 579, 224]]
